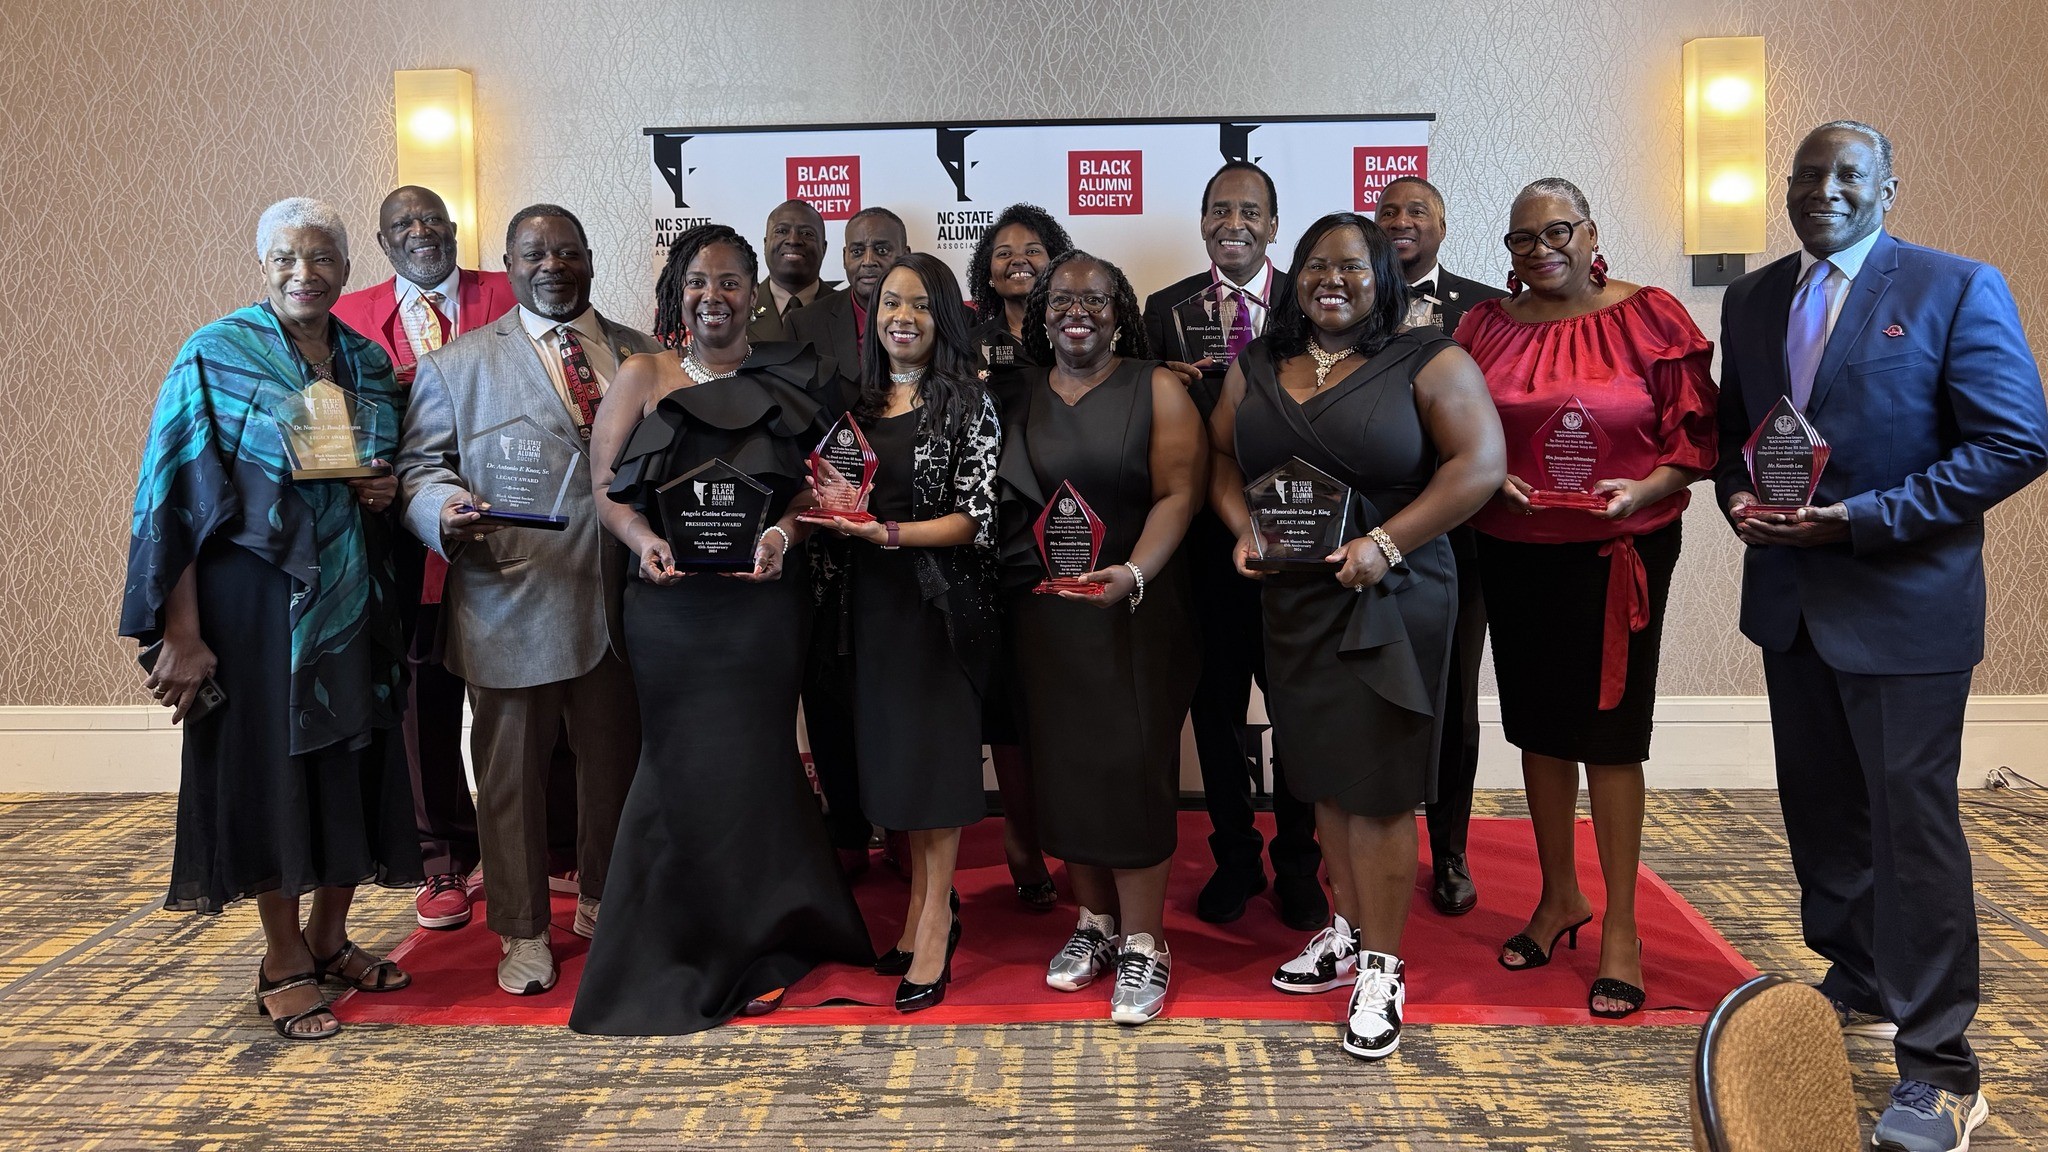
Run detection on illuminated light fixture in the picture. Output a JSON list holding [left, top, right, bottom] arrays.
[[394, 69, 477, 268], [1683, 36, 1766, 286]]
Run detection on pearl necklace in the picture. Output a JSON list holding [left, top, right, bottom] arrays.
[[1306, 343, 1354, 390], [680, 346, 745, 384]]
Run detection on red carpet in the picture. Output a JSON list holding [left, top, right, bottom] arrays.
[[333, 814, 1755, 1029]]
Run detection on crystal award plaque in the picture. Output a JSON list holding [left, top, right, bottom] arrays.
[[1244, 457, 1352, 572], [1168, 283, 1253, 369], [1735, 396, 1832, 518], [278, 381, 391, 481], [1527, 395, 1613, 511], [1032, 481, 1107, 595], [656, 458, 774, 572], [454, 413, 580, 531], [794, 414, 879, 525]]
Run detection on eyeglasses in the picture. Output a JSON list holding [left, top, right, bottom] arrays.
[[1503, 219, 1588, 256], [1047, 292, 1113, 313]]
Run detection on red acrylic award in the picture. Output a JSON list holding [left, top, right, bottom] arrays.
[[1527, 395, 1613, 511], [1032, 481, 1108, 594], [795, 414, 879, 525], [1735, 396, 1832, 517]]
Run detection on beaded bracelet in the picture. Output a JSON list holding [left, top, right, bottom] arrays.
[[1124, 561, 1147, 613], [760, 525, 791, 554]]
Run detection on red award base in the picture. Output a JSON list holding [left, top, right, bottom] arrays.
[[795, 509, 877, 526], [1527, 489, 1610, 511], [1033, 577, 1108, 596], [1731, 503, 1805, 520]]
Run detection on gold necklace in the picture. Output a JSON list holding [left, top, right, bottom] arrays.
[[1306, 343, 1354, 390]]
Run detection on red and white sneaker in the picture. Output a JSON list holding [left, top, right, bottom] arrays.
[[416, 872, 474, 930]]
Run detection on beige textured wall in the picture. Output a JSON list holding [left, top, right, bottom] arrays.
[[4, 0, 2045, 706]]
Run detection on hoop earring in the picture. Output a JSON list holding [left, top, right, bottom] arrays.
[[1506, 272, 1522, 299], [1590, 252, 1610, 288]]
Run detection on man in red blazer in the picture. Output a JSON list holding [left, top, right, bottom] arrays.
[[334, 186, 575, 931]]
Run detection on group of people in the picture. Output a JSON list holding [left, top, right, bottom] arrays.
[[123, 117, 2047, 1152]]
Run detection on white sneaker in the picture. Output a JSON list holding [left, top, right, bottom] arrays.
[[572, 897, 599, 940], [1046, 908, 1118, 992], [1342, 951, 1405, 1060], [498, 933, 557, 996], [1109, 933, 1171, 1025], [1272, 916, 1359, 994]]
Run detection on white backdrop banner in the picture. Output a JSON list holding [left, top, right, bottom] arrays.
[[645, 115, 1433, 299]]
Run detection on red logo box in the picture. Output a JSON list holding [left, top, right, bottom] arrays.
[[1070, 150, 1143, 215], [787, 156, 861, 220], [1353, 147, 1428, 212]]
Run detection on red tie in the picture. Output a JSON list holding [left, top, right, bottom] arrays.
[[557, 327, 602, 437]]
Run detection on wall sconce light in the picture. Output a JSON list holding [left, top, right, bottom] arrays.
[[394, 69, 477, 268], [1683, 37, 1765, 287]]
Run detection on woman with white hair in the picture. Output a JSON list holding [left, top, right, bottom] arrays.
[[120, 197, 421, 1040]]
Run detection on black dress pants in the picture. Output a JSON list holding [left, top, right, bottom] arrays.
[[1763, 622, 1979, 1094], [1424, 528, 1485, 862]]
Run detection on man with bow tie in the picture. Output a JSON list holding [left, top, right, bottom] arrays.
[[1376, 175, 1507, 917], [1716, 121, 2047, 1152]]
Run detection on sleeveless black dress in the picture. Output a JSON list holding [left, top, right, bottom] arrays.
[[849, 408, 987, 830], [570, 345, 874, 1036], [996, 359, 1199, 868], [1233, 334, 1460, 817]]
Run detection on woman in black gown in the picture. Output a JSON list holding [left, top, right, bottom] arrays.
[[811, 254, 1000, 1011], [963, 204, 1071, 908], [998, 251, 1206, 1026], [571, 224, 872, 1035], [1210, 213, 1503, 1060]]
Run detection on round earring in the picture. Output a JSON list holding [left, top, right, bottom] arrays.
[[1506, 272, 1523, 299], [1590, 252, 1610, 288]]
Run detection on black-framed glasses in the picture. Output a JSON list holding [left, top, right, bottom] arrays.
[[1503, 219, 1588, 256], [1047, 292, 1113, 313]]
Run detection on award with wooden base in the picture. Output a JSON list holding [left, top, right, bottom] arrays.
[[1527, 395, 1612, 511], [656, 459, 774, 572], [453, 413, 580, 531], [794, 414, 879, 526], [1033, 481, 1107, 595], [1244, 457, 1351, 572], [1734, 396, 1831, 518], [278, 381, 391, 481]]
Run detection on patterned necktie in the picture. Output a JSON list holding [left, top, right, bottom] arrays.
[[1787, 259, 1835, 410], [1225, 288, 1255, 362], [557, 326, 602, 437], [414, 291, 449, 353]]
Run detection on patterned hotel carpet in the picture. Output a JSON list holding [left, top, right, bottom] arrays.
[[0, 790, 2043, 1151]]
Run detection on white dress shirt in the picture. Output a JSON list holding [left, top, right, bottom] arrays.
[[519, 305, 618, 430], [1213, 259, 1277, 334], [1797, 227, 1884, 342], [396, 269, 462, 358]]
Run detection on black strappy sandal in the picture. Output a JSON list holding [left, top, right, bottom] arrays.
[[1015, 879, 1058, 911], [313, 940, 411, 993], [255, 965, 339, 1040], [1589, 939, 1646, 1019], [1497, 913, 1593, 971]]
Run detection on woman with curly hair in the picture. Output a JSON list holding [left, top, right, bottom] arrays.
[[965, 202, 1073, 372], [997, 250, 1204, 1025]]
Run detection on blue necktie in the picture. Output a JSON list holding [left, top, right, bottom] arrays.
[[1787, 259, 1834, 410]]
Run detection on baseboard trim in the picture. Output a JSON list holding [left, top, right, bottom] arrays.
[[2, 696, 2042, 793]]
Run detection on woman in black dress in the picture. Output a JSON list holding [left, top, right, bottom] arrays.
[[122, 197, 419, 1041], [998, 251, 1205, 1025], [964, 204, 1073, 908], [811, 254, 1000, 1011], [1210, 213, 1504, 1060], [571, 224, 872, 1035]]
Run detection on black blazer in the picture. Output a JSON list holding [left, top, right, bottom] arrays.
[[1423, 267, 1508, 340], [746, 279, 843, 344], [1141, 267, 1295, 417], [786, 289, 861, 414]]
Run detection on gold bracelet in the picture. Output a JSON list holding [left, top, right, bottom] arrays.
[[1367, 526, 1403, 568]]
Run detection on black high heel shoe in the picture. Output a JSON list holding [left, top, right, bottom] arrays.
[[875, 889, 961, 976], [1588, 939, 1646, 1019], [895, 915, 960, 1013], [1498, 913, 1594, 971]]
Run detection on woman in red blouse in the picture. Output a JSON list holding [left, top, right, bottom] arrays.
[[1455, 178, 1716, 1018]]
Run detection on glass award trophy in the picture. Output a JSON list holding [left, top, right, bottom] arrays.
[[1032, 481, 1107, 594], [794, 414, 879, 525], [1736, 396, 1832, 517], [1527, 395, 1613, 511], [454, 413, 580, 531], [1168, 283, 1243, 368], [1244, 457, 1352, 572], [656, 459, 774, 572], [277, 381, 390, 481]]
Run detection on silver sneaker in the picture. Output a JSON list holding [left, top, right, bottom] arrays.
[[1342, 950, 1405, 1060], [497, 933, 557, 996], [1272, 916, 1359, 994], [1046, 910, 1118, 992], [1109, 933, 1172, 1025]]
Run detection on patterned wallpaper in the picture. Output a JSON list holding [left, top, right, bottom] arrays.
[[5, 0, 2045, 705]]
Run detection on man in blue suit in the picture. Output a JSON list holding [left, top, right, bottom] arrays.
[[1716, 121, 2048, 1152]]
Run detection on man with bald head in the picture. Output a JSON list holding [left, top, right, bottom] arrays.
[[747, 199, 841, 343], [791, 206, 907, 408]]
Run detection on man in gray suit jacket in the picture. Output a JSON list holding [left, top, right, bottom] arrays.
[[397, 204, 658, 996]]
